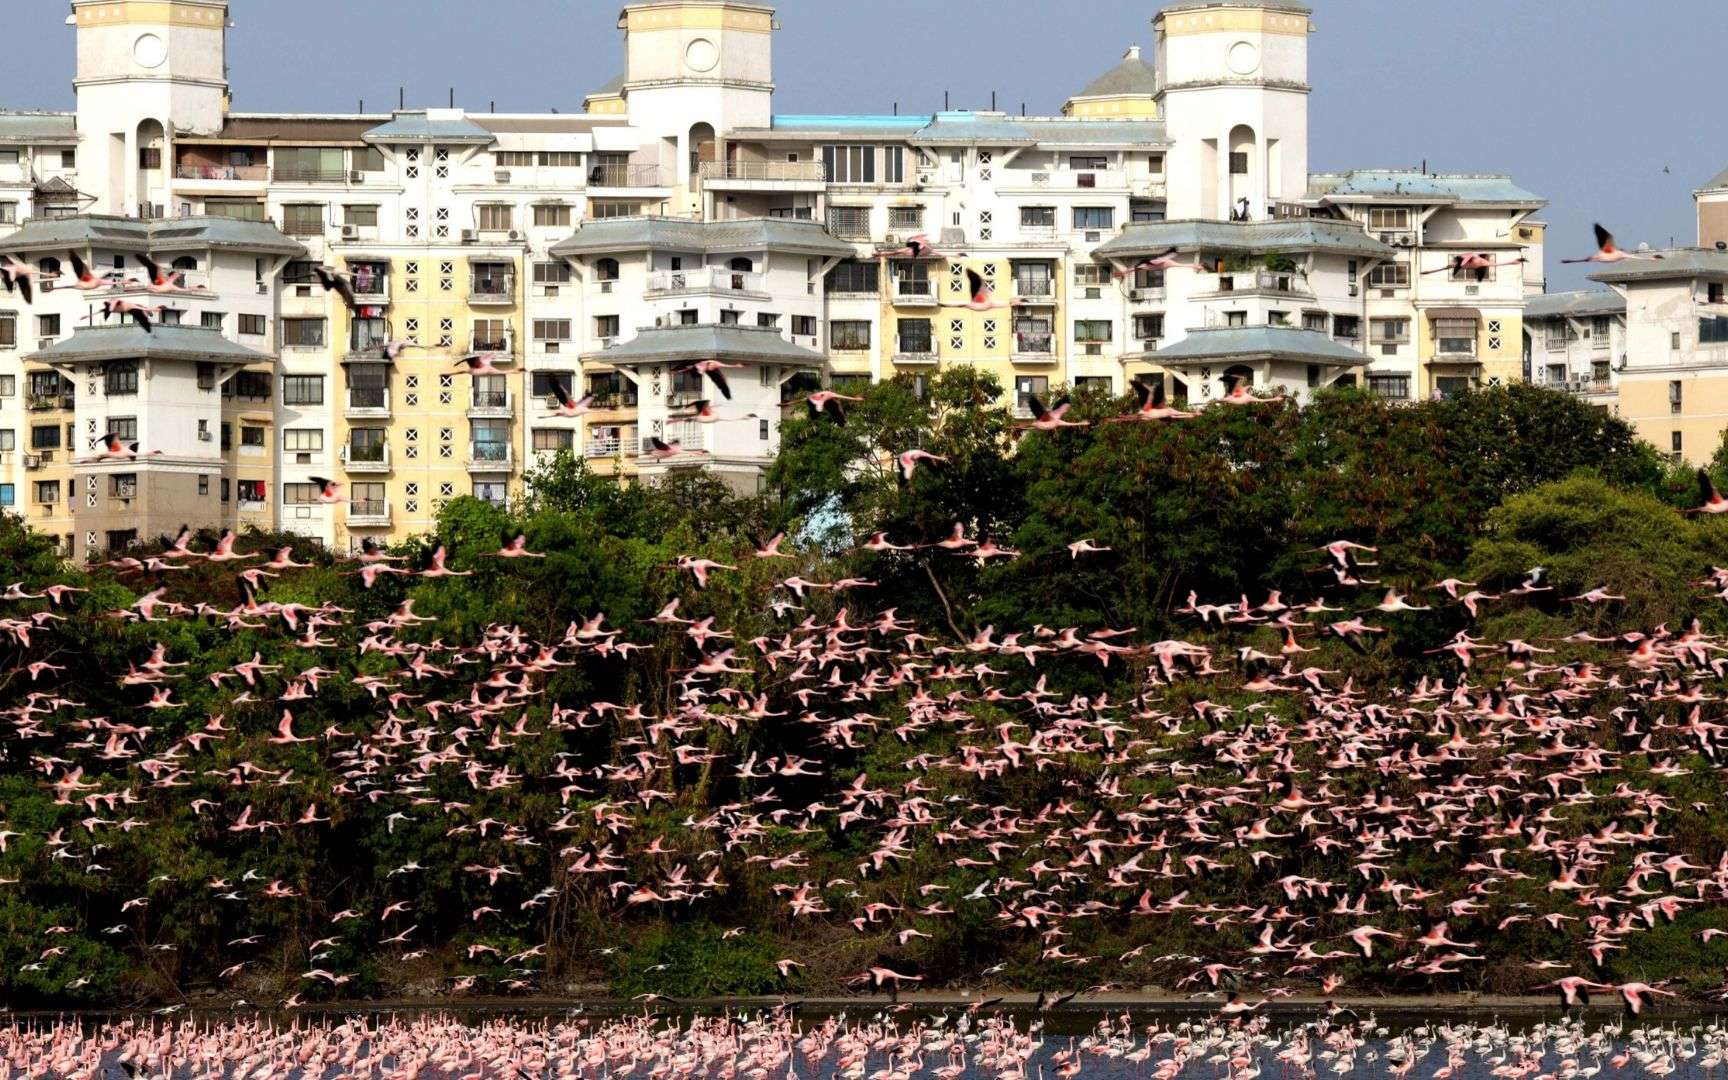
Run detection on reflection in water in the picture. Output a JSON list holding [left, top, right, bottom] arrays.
[[10, 1010, 1728, 1080]]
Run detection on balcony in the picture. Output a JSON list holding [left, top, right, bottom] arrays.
[[1005, 169, 1130, 192], [273, 167, 354, 184], [175, 164, 268, 182], [1201, 269, 1309, 298], [646, 268, 766, 296], [586, 437, 624, 458], [348, 276, 389, 305], [469, 276, 516, 306], [588, 163, 668, 189], [344, 388, 391, 418], [339, 444, 392, 473], [893, 338, 938, 366], [467, 443, 514, 472], [27, 393, 74, 411], [347, 499, 391, 527], [1012, 332, 1056, 361], [469, 334, 515, 356], [1012, 278, 1056, 303], [698, 161, 828, 189], [893, 279, 937, 307], [584, 391, 639, 413], [467, 389, 514, 419]]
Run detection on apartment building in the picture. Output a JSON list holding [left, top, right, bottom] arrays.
[[0, 0, 1544, 557], [1522, 290, 1625, 413]]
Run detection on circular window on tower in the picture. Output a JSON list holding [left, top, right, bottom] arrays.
[[685, 38, 719, 73], [1227, 40, 1260, 76], [133, 32, 167, 69]]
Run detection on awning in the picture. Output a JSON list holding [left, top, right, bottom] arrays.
[[1425, 307, 1480, 321]]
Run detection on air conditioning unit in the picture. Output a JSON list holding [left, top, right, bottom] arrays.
[[599, 282, 613, 294], [1127, 290, 1142, 301], [461, 229, 478, 244], [1395, 236, 1414, 247], [1347, 284, 1359, 297], [340, 224, 359, 240], [294, 452, 312, 465], [256, 282, 269, 295], [916, 171, 936, 185], [543, 342, 560, 354], [348, 170, 365, 183], [508, 230, 522, 241], [1084, 287, 1102, 300], [495, 170, 512, 183], [1465, 285, 1480, 296], [197, 429, 213, 442], [23, 454, 40, 470], [1084, 231, 1101, 243], [537, 285, 560, 298], [1084, 343, 1103, 356]]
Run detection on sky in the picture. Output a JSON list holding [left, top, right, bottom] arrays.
[[1, 0, 1716, 291]]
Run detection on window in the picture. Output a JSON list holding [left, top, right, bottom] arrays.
[[1070, 155, 1109, 171], [538, 151, 581, 168], [1333, 315, 1361, 340], [877, 205, 922, 234], [1367, 263, 1410, 287], [30, 425, 59, 450], [826, 260, 880, 294], [894, 261, 931, 297], [1073, 264, 1109, 287], [350, 317, 388, 353], [61, 150, 75, 169], [282, 375, 325, 406], [1545, 322, 1578, 349], [221, 422, 231, 451], [138, 147, 162, 170], [0, 313, 12, 349], [1673, 431, 1685, 461], [758, 312, 781, 329], [822, 145, 876, 184], [883, 147, 905, 185], [676, 309, 699, 327], [1073, 207, 1114, 231], [1014, 375, 1049, 414], [1133, 267, 1165, 290], [38, 314, 61, 337], [1229, 152, 1249, 175], [1014, 316, 1053, 353], [1074, 320, 1113, 343], [1225, 311, 1247, 327], [0, 204, 14, 226], [283, 429, 323, 453], [792, 315, 817, 337], [478, 204, 513, 231], [233, 480, 265, 504], [534, 261, 572, 284], [1020, 206, 1057, 230], [281, 204, 325, 236], [1671, 380, 1684, 414], [1370, 318, 1409, 343], [1699, 317, 1728, 345], [201, 311, 225, 331], [0, 485, 13, 507], [102, 362, 138, 396], [534, 204, 572, 228], [828, 206, 871, 238], [159, 309, 182, 327], [1270, 310, 1291, 327], [897, 318, 933, 354], [534, 319, 572, 342], [589, 201, 640, 219], [239, 314, 266, 336], [1367, 373, 1411, 399], [356, 146, 387, 172], [1590, 315, 1612, 343], [107, 417, 137, 442], [1302, 311, 1329, 333], [205, 198, 266, 222], [495, 151, 536, 167], [282, 318, 326, 348], [224, 371, 271, 400], [276, 146, 346, 180], [831, 321, 871, 350], [34, 481, 59, 504], [240, 425, 265, 448], [1367, 207, 1411, 231], [1435, 318, 1477, 355], [279, 483, 316, 507], [221, 478, 230, 502], [533, 428, 574, 452], [29, 373, 64, 400], [720, 309, 741, 325], [345, 204, 379, 228], [0, 431, 11, 451], [1711, 283, 1726, 304], [109, 474, 137, 500], [594, 258, 620, 283], [1133, 314, 1165, 341]]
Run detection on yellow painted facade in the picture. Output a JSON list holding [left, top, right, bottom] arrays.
[[331, 251, 524, 545], [1063, 97, 1161, 119], [621, 5, 775, 33], [585, 95, 628, 116], [1414, 311, 1522, 398], [72, 1, 226, 26], [1619, 370, 1728, 467], [1157, 8, 1312, 36]]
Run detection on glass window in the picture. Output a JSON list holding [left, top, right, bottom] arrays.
[[1367, 263, 1410, 287], [1370, 318, 1409, 343], [283, 482, 321, 505], [34, 481, 60, 504], [830, 321, 871, 350], [0, 313, 13, 348], [30, 425, 61, 449], [38, 314, 61, 337], [107, 417, 137, 441], [821, 145, 877, 184], [281, 204, 325, 236], [236, 480, 266, 503], [1333, 315, 1361, 340], [282, 375, 325, 406], [353, 147, 385, 172], [282, 318, 326, 348], [0, 431, 12, 451], [827, 206, 871, 238], [283, 428, 323, 452], [1132, 314, 1164, 341], [1367, 374, 1410, 399], [104, 361, 138, 396], [239, 314, 267, 336], [533, 204, 572, 228], [1020, 206, 1057, 229], [1073, 207, 1114, 230], [344, 204, 379, 227], [201, 311, 225, 331], [1367, 207, 1411, 231], [534, 261, 572, 284], [889, 205, 922, 230], [1435, 318, 1477, 354], [478, 204, 514, 231], [792, 316, 818, 337], [534, 319, 572, 341], [897, 318, 933, 353], [1074, 320, 1113, 343], [826, 260, 880, 294], [533, 428, 574, 452], [241, 425, 265, 447]]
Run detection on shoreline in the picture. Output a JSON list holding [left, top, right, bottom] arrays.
[[10, 991, 1719, 1019]]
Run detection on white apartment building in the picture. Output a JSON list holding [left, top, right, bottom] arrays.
[[0, 0, 1543, 557]]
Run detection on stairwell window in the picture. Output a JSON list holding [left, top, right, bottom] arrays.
[[0, 313, 17, 349], [1700, 316, 1728, 344], [1133, 314, 1164, 341], [104, 362, 138, 396], [1435, 318, 1477, 355], [828, 206, 871, 239], [825, 260, 879, 295], [282, 318, 326, 349], [1368, 263, 1409, 287], [281, 204, 325, 236], [1671, 380, 1684, 414]]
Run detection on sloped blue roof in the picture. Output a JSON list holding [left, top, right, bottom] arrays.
[[550, 216, 854, 258], [599, 324, 823, 367], [29, 325, 274, 365], [1588, 248, 1728, 284], [0, 112, 75, 143], [1153, 326, 1369, 366], [364, 110, 495, 145], [763, 112, 1165, 146], [1523, 290, 1625, 320], [0, 215, 304, 257], [1313, 170, 1544, 206]]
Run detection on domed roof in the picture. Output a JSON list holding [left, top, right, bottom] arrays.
[[1073, 46, 1157, 100]]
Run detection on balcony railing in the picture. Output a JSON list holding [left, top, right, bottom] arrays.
[[1212, 269, 1307, 295], [469, 276, 516, 304], [467, 443, 513, 471], [586, 438, 624, 458], [894, 337, 937, 364], [27, 393, 74, 411], [347, 499, 391, 526], [585, 392, 639, 410], [647, 268, 765, 294], [698, 161, 828, 183], [468, 389, 514, 417], [1020, 169, 1128, 190], [175, 164, 269, 182], [470, 335, 514, 355], [894, 279, 935, 303], [588, 163, 667, 188], [1014, 332, 1055, 355], [273, 167, 353, 183], [1013, 278, 1055, 299], [345, 388, 390, 417], [340, 444, 392, 473]]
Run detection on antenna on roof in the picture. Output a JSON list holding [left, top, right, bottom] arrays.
[[449, 87, 455, 108], [490, 100, 496, 113], [1421, 158, 1428, 175], [399, 87, 405, 110], [991, 91, 997, 111], [1021, 102, 1026, 116], [893, 102, 898, 116], [944, 90, 950, 111], [359, 99, 364, 113]]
